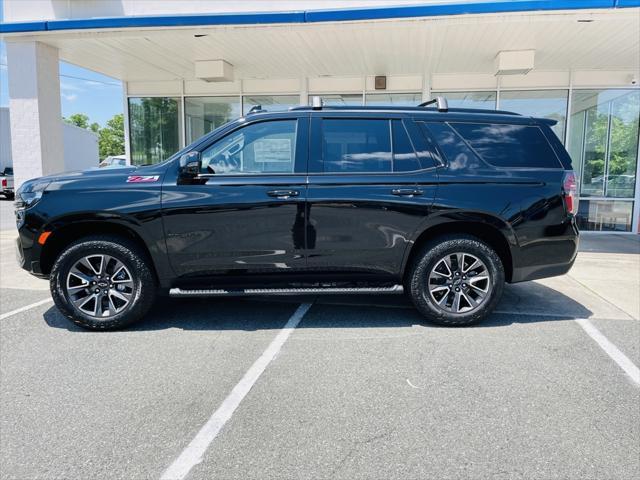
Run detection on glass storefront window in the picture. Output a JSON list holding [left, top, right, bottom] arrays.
[[365, 92, 422, 106], [242, 95, 300, 115], [128, 97, 182, 166], [318, 94, 363, 106], [499, 90, 568, 141], [577, 199, 634, 232], [569, 89, 639, 199], [431, 91, 496, 110], [568, 89, 639, 232], [185, 96, 240, 144]]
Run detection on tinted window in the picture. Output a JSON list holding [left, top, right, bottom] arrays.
[[451, 122, 561, 168], [392, 120, 421, 172], [322, 119, 392, 173], [423, 122, 483, 171], [201, 120, 297, 175]]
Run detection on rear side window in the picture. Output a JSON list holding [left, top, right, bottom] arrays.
[[392, 120, 422, 172], [422, 122, 483, 170], [451, 122, 561, 168], [322, 119, 391, 173], [321, 119, 425, 173]]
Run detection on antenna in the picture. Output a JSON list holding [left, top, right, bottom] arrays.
[[418, 96, 449, 112]]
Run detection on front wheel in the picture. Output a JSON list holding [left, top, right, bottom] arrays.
[[50, 235, 156, 330], [408, 234, 504, 326]]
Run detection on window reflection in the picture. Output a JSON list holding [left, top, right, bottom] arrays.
[[431, 91, 496, 110], [201, 120, 297, 175], [128, 97, 182, 166], [317, 94, 363, 106], [322, 119, 391, 173], [568, 89, 639, 232], [499, 90, 568, 142], [185, 96, 240, 144], [242, 95, 300, 115], [577, 199, 634, 232], [366, 93, 422, 106], [569, 89, 639, 199]]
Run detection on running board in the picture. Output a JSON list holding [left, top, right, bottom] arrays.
[[169, 285, 404, 297]]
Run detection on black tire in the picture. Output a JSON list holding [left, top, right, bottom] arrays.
[[50, 235, 156, 330], [407, 234, 504, 326]]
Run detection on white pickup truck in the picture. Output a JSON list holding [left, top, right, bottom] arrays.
[[0, 167, 14, 200]]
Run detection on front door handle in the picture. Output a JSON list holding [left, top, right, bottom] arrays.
[[391, 188, 423, 197], [267, 189, 300, 198]]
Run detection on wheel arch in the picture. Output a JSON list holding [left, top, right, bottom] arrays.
[[39, 218, 159, 282], [403, 215, 516, 282]]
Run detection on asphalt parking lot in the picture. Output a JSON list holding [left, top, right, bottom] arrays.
[[1, 198, 639, 480]]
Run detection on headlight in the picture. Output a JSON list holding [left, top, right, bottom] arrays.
[[15, 181, 50, 210]]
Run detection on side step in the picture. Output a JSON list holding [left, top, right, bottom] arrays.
[[169, 285, 404, 297]]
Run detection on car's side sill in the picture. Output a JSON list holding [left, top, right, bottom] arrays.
[[169, 285, 404, 297]]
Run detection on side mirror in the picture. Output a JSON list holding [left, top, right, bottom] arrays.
[[179, 151, 201, 177]]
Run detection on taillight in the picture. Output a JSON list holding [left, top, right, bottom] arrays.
[[1, 179, 6, 188], [562, 171, 578, 215]]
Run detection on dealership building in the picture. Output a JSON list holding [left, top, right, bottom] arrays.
[[1, 0, 639, 232]]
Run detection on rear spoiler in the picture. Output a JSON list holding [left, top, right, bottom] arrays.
[[535, 117, 558, 126]]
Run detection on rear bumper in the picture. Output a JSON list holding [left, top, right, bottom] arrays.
[[510, 221, 579, 283], [510, 255, 577, 283]]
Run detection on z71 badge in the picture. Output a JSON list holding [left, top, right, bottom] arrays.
[[126, 175, 160, 183]]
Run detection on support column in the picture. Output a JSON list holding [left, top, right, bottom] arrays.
[[7, 41, 64, 189]]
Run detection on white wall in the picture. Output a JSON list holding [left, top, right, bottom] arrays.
[[62, 123, 99, 172], [0, 107, 99, 174], [3, 0, 464, 22], [0, 109, 11, 172]]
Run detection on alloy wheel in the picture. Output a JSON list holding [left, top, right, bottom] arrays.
[[65, 254, 134, 318], [427, 252, 491, 314]]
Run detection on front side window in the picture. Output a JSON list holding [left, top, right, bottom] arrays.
[[451, 122, 561, 169], [200, 120, 297, 175]]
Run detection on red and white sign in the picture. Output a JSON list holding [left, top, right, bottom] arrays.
[[126, 175, 160, 183]]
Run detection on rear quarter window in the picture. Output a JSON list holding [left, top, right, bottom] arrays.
[[450, 122, 562, 169]]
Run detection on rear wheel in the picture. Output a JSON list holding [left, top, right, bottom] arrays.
[[408, 234, 504, 326], [50, 235, 156, 330]]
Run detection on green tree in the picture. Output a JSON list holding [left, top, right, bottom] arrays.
[[64, 113, 90, 129], [98, 114, 125, 160]]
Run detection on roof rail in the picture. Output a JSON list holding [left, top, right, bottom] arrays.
[[418, 96, 448, 112], [311, 96, 323, 110], [247, 105, 264, 115]]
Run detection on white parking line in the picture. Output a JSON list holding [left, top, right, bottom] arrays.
[[160, 302, 313, 480], [0, 298, 53, 321], [575, 318, 640, 386]]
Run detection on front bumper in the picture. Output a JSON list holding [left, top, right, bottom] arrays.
[[16, 235, 47, 278]]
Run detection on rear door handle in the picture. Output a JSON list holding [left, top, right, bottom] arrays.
[[267, 190, 300, 198], [391, 188, 423, 197]]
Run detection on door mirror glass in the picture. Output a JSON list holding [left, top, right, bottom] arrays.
[[179, 151, 202, 177]]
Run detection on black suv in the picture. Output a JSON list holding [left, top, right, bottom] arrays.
[[15, 98, 579, 330]]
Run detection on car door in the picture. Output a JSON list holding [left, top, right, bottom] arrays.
[[162, 113, 309, 278], [306, 112, 439, 278]]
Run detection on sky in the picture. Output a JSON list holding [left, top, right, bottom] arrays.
[[0, 1, 124, 127]]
